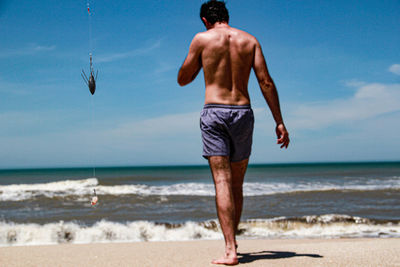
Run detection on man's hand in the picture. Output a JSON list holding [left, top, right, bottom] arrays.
[[276, 123, 289, 149]]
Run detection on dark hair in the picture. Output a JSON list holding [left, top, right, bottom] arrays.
[[200, 0, 229, 25]]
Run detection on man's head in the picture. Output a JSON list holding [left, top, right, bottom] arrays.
[[200, 0, 229, 28]]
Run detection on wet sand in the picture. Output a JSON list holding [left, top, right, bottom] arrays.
[[1, 238, 399, 266]]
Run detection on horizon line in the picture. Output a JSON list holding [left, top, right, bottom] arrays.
[[1, 160, 399, 171]]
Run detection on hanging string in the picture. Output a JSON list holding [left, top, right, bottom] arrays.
[[87, 0, 95, 178], [91, 95, 96, 178], [87, 1, 93, 55]]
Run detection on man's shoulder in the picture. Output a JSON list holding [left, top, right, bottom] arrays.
[[193, 30, 215, 41], [191, 31, 210, 46], [230, 27, 258, 43], [192, 27, 259, 46]]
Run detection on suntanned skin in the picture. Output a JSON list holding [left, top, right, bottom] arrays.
[[178, 18, 289, 266]]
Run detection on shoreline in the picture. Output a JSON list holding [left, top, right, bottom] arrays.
[[1, 238, 399, 266]]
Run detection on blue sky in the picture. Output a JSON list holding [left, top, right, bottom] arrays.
[[0, 0, 399, 168]]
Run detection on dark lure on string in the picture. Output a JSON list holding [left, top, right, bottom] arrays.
[[81, 1, 98, 95], [81, 53, 98, 95]]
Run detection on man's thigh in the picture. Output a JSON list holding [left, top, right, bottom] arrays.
[[208, 156, 232, 183], [230, 158, 249, 187]]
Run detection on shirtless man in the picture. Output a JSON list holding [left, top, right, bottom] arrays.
[[178, 1, 289, 265]]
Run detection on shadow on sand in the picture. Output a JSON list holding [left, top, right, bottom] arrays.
[[237, 250, 323, 264]]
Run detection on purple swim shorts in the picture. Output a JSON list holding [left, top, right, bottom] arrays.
[[200, 104, 254, 162]]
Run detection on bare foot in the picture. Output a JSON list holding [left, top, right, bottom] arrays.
[[211, 254, 238, 266]]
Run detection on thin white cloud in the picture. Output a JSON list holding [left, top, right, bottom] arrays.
[[0, 44, 55, 58], [343, 79, 366, 88], [96, 40, 161, 63], [33, 45, 56, 51], [154, 62, 176, 74], [0, 110, 202, 167], [0, 111, 42, 133], [389, 64, 400, 75], [287, 82, 400, 130], [0, 78, 30, 95], [105, 111, 199, 139]]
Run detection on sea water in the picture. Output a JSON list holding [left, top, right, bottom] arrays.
[[0, 162, 399, 246]]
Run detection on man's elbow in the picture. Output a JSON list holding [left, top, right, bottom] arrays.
[[177, 76, 188, 86], [177, 71, 188, 86], [259, 79, 274, 91]]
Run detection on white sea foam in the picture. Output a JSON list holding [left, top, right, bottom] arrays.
[[1, 177, 399, 201], [241, 214, 400, 239], [1, 215, 399, 246], [0, 220, 222, 246], [0, 178, 98, 201]]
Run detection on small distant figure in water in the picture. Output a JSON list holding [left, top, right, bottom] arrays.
[[178, 0, 289, 265], [91, 189, 98, 206]]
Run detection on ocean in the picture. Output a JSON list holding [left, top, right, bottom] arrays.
[[0, 162, 399, 246]]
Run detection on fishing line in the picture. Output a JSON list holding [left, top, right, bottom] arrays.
[[91, 95, 96, 178], [85, 0, 98, 206], [87, 0, 93, 55], [87, 0, 95, 178]]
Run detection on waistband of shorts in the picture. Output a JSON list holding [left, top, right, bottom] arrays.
[[203, 104, 252, 110]]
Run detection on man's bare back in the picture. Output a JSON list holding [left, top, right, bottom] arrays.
[[199, 24, 255, 105], [178, 23, 257, 105]]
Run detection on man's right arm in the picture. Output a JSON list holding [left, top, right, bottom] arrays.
[[253, 40, 290, 148], [177, 34, 203, 86]]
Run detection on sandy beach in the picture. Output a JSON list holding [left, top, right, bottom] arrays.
[[1, 238, 399, 267]]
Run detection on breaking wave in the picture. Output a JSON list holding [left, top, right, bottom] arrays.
[[1, 214, 399, 246], [1, 177, 400, 201]]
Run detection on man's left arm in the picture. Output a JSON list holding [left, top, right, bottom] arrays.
[[177, 34, 203, 86]]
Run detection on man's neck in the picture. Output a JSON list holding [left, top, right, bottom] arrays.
[[208, 22, 229, 30]]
